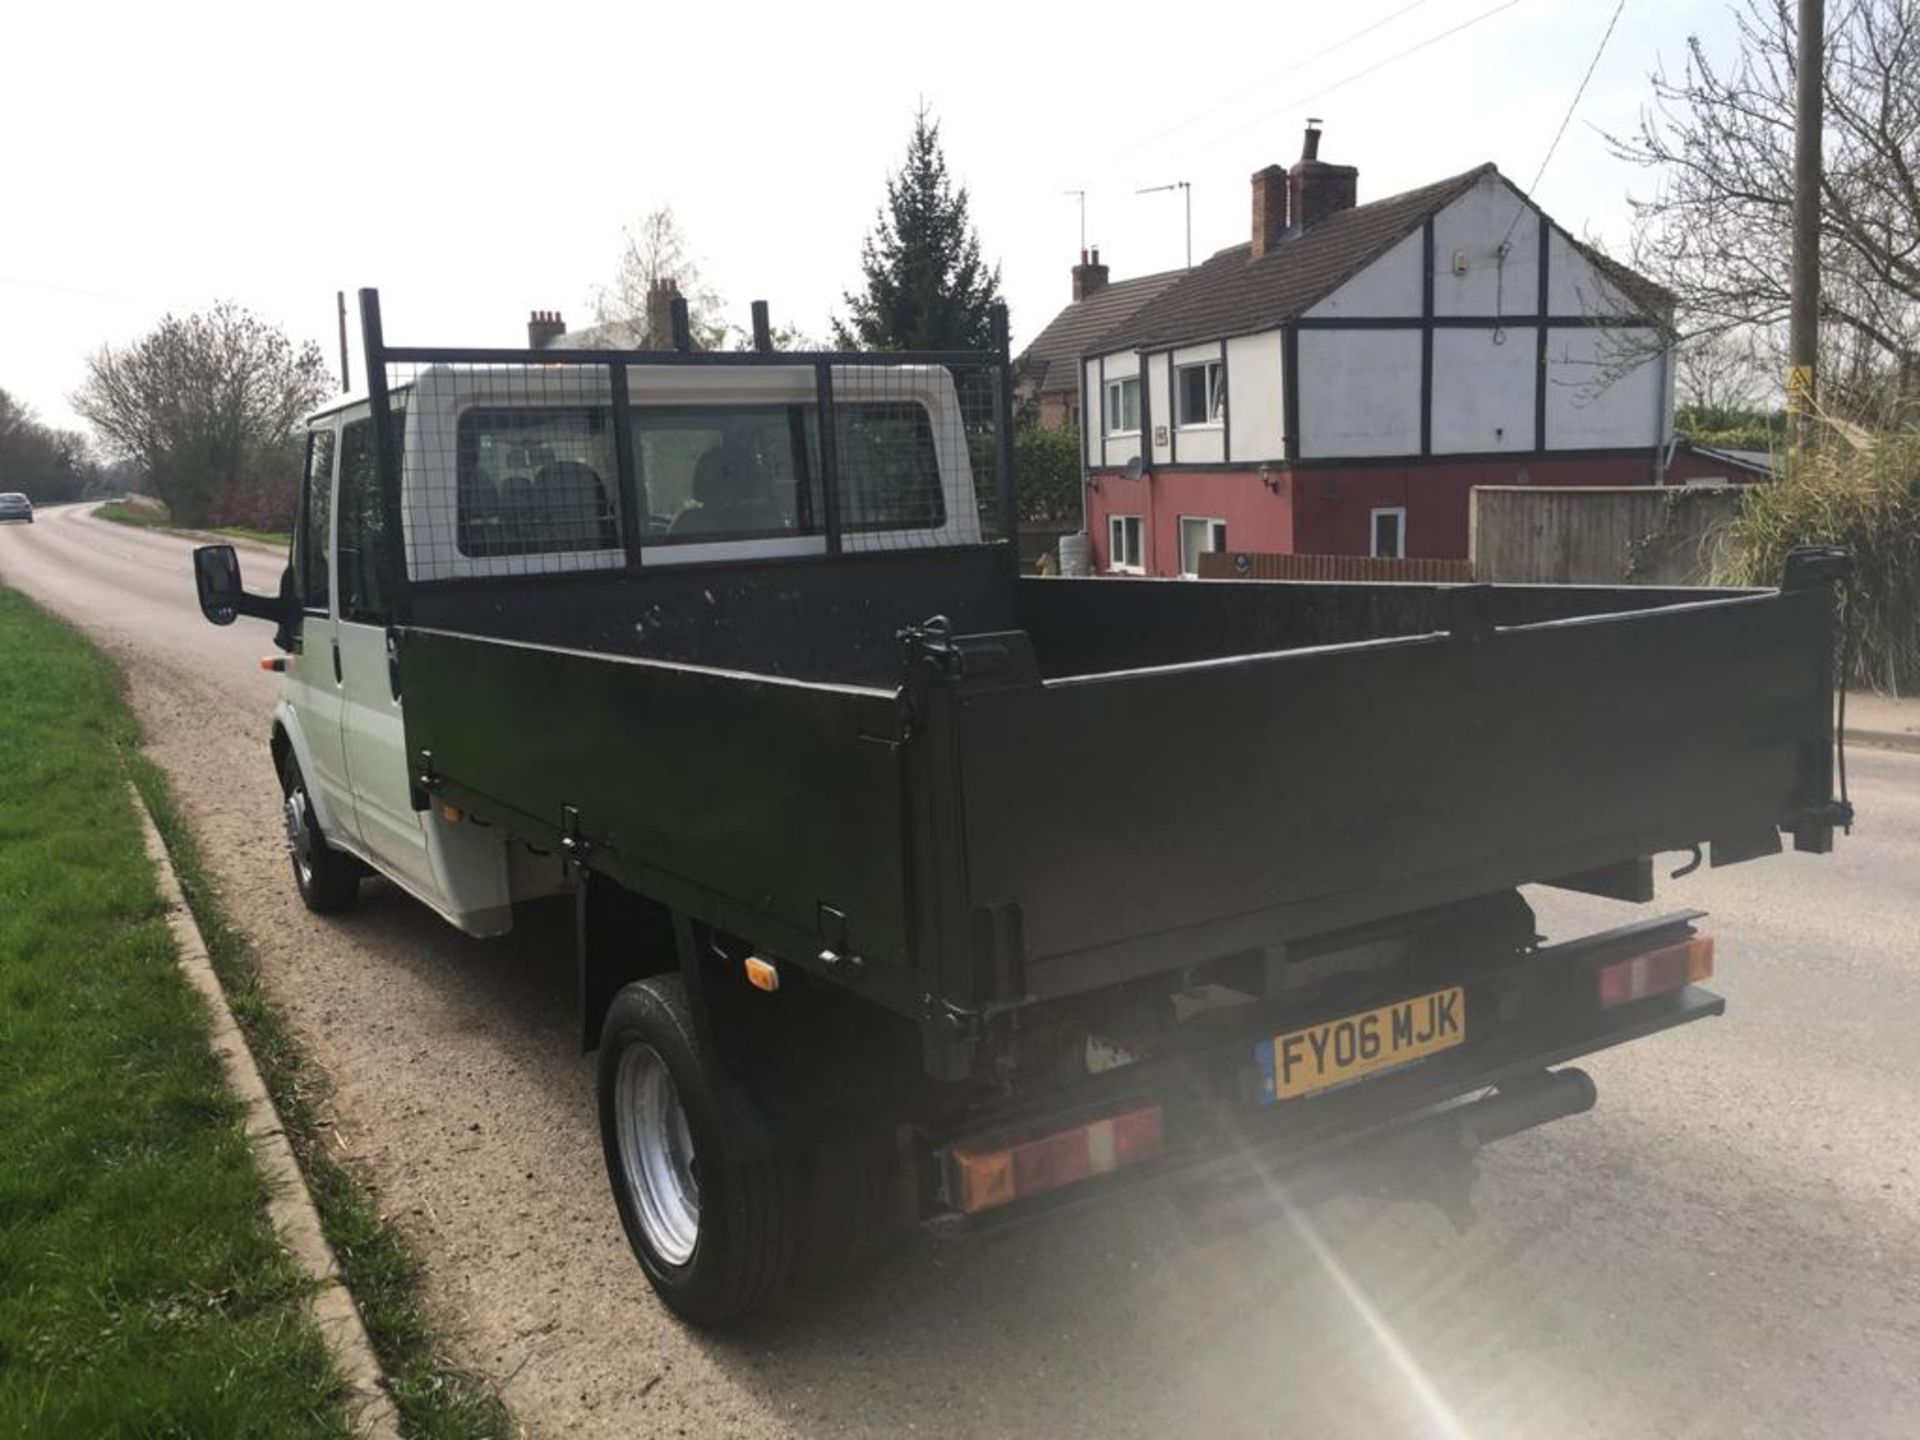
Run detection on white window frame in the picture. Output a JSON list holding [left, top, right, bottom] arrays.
[[1370, 506, 1407, 559], [1104, 375, 1141, 436], [1177, 515, 1227, 578], [1108, 513, 1145, 574], [1174, 360, 1224, 429]]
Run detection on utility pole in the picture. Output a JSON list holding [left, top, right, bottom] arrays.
[[1136, 181, 1193, 269], [1788, 0, 1823, 445]]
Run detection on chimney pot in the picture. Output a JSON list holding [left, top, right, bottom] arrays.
[[1289, 122, 1357, 230], [1071, 247, 1111, 301], [527, 309, 566, 348]]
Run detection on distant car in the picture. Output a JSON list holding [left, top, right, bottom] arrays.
[[0, 493, 33, 524]]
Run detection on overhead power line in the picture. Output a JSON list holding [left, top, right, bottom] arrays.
[[1123, 0, 1441, 159], [1501, 0, 1627, 246], [1200, 0, 1526, 151], [0, 274, 148, 305]]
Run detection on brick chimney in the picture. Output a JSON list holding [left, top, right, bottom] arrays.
[[527, 309, 565, 348], [1289, 119, 1358, 230], [1071, 247, 1110, 301], [1250, 164, 1289, 259], [644, 277, 681, 349]]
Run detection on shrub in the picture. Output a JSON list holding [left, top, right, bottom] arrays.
[[1715, 429, 1920, 693], [1015, 422, 1082, 524]]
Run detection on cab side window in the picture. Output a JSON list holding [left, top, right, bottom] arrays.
[[337, 419, 394, 625], [296, 428, 335, 611]]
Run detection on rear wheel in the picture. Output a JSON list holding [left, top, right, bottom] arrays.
[[598, 975, 800, 1325], [278, 758, 359, 913]]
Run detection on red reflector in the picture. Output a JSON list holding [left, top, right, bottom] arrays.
[[948, 1103, 1163, 1215], [1597, 935, 1714, 1008], [1112, 1105, 1163, 1165]]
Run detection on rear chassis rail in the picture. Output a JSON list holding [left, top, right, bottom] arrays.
[[921, 912, 1721, 1233]]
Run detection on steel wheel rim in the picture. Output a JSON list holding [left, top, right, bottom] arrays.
[[615, 1043, 700, 1267], [283, 786, 315, 887]]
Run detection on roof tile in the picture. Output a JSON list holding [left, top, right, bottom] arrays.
[[1015, 269, 1186, 394], [1096, 165, 1497, 353]]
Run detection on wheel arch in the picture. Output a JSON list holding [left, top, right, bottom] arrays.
[[269, 705, 350, 840], [577, 871, 680, 1053]]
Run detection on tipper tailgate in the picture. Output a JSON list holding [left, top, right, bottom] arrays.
[[951, 586, 1836, 998]]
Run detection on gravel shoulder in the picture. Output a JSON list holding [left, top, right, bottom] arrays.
[[4, 504, 1916, 1438]]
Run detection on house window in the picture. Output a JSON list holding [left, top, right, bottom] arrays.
[[1178, 516, 1227, 577], [1370, 507, 1407, 559], [1109, 514, 1144, 573], [1175, 361, 1224, 427], [1104, 375, 1141, 434]]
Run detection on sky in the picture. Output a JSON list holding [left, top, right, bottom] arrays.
[[2, 0, 1746, 441]]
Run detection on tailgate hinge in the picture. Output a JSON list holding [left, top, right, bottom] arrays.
[[410, 749, 438, 812], [559, 804, 594, 868]]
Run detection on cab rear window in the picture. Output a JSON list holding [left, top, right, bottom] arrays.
[[452, 402, 942, 557]]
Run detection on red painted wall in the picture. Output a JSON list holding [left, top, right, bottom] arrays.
[[1084, 453, 1703, 573], [1083, 467, 1292, 573], [1289, 455, 1663, 560]]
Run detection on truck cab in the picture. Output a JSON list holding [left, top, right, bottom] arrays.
[[269, 359, 982, 933]]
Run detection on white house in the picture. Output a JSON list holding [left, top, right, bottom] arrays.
[[1077, 124, 1714, 576]]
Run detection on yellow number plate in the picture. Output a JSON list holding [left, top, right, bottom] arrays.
[[1259, 986, 1466, 1104]]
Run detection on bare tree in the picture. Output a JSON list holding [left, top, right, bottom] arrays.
[[73, 303, 329, 527], [0, 389, 97, 502], [591, 208, 731, 350], [1675, 330, 1770, 414], [1609, 0, 1920, 424]]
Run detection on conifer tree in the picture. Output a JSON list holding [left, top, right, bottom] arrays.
[[836, 107, 1003, 351]]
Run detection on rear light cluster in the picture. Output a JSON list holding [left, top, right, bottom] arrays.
[[1596, 935, 1714, 1008], [947, 1104, 1163, 1215]]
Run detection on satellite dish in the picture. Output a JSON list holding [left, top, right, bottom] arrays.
[[1123, 453, 1145, 482]]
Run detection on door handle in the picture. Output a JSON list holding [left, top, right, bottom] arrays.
[[385, 629, 402, 701], [331, 639, 342, 685]]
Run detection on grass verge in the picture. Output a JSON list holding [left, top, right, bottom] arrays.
[[93, 498, 171, 530], [0, 588, 349, 1437], [211, 524, 293, 549], [127, 753, 512, 1439], [94, 499, 290, 551]]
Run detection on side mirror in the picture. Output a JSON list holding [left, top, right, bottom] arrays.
[[194, 544, 243, 625], [193, 543, 289, 634]]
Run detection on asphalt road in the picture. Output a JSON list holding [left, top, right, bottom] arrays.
[[5, 502, 1917, 1439]]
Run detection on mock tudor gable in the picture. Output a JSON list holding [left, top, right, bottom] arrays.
[[1077, 125, 1678, 574]]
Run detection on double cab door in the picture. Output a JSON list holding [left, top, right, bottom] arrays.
[[290, 409, 432, 896]]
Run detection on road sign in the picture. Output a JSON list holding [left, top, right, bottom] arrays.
[[1785, 364, 1815, 412]]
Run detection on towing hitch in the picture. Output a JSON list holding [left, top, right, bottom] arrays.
[[1172, 1068, 1598, 1243]]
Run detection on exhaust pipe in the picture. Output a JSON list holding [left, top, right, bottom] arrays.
[[1456, 1067, 1597, 1147]]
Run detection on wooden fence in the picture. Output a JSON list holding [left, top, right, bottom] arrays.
[[1470, 485, 1744, 586], [1197, 551, 1476, 583]]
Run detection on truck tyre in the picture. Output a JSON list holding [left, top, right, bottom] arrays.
[[278, 757, 360, 914], [597, 976, 799, 1325]]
